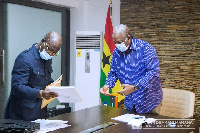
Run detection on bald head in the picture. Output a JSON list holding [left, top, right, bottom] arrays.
[[43, 31, 62, 53]]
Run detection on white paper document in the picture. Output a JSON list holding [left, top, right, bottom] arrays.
[[32, 119, 70, 133], [48, 86, 83, 103], [111, 114, 157, 128]]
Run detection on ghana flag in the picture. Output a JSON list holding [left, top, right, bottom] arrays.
[[100, 5, 124, 106]]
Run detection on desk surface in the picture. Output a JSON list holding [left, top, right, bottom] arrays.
[[49, 105, 200, 133]]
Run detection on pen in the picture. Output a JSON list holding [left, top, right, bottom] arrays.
[[133, 117, 143, 119]]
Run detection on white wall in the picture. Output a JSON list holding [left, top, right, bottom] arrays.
[[39, 0, 78, 8], [70, 0, 120, 86]]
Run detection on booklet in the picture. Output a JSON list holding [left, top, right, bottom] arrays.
[[48, 86, 83, 103]]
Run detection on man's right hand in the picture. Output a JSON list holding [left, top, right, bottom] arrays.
[[100, 85, 110, 96], [38, 90, 58, 100], [43, 90, 58, 100]]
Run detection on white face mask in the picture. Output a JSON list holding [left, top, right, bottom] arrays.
[[115, 42, 129, 52], [39, 49, 53, 60]]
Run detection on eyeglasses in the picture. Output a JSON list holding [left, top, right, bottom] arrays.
[[44, 42, 59, 56]]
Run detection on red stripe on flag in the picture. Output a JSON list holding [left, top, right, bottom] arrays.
[[104, 5, 116, 54]]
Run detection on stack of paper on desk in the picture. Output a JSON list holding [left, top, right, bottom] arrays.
[[48, 86, 83, 103], [32, 119, 71, 133], [111, 114, 156, 128]]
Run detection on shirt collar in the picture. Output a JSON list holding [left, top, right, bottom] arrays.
[[32, 43, 40, 60], [130, 36, 137, 51]]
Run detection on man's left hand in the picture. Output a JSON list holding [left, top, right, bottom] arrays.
[[117, 84, 135, 96]]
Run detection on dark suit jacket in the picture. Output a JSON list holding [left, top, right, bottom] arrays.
[[5, 44, 54, 121]]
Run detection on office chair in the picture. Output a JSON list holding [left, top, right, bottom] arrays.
[[159, 88, 195, 118]]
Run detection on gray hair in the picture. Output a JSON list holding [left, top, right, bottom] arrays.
[[113, 24, 130, 38]]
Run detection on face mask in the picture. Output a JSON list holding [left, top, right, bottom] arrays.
[[39, 49, 53, 60], [115, 42, 128, 52]]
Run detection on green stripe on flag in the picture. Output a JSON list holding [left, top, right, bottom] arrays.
[[100, 69, 112, 106]]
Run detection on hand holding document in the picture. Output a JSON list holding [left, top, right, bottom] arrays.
[[48, 86, 83, 103], [41, 75, 62, 109]]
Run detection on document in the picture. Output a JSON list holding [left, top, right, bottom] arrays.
[[48, 86, 83, 103], [32, 119, 70, 133], [111, 114, 157, 129], [41, 75, 62, 109]]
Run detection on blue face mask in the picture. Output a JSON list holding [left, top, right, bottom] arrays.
[[39, 49, 53, 60], [115, 42, 128, 52]]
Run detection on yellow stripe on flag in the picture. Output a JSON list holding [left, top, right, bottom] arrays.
[[112, 80, 125, 102], [103, 40, 112, 58], [101, 40, 112, 76]]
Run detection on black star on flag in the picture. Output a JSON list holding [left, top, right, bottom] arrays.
[[102, 51, 111, 68]]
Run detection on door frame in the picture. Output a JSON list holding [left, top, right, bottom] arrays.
[[0, 0, 70, 118]]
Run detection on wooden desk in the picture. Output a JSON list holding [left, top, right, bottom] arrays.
[[49, 105, 200, 133]]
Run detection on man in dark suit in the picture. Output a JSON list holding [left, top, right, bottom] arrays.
[[5, 31, 62, 121]]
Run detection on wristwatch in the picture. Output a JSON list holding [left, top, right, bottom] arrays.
[[133, 85, 139, 90], [40, 90, 43, 98]]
